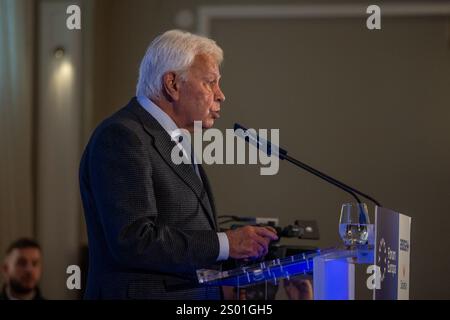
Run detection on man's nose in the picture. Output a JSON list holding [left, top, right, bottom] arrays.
[[25, 264, 35, 273], [215, 87, 225, 103]]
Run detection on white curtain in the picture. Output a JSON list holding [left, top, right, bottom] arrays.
[[0, 0, 36, 256]]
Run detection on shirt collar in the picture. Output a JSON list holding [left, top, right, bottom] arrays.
[[137, 95, 196, 163], [137, 95, 181, 140]]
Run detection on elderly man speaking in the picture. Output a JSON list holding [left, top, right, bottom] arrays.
[[79, 30, 278, 300]]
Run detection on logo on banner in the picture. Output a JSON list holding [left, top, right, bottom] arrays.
[[377, 237, 397, 283], [399, 238, 410, 291], [367, 237, 399, 290], [400, 239, 409, 252]]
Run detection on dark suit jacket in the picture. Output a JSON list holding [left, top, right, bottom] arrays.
[[79, 97, 222, 299]]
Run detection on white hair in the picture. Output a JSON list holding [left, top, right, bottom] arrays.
[[136, 29, 223, 100]]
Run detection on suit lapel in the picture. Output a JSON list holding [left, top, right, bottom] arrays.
[[127, 98, 217, 230], [198, 164, 218, 231]]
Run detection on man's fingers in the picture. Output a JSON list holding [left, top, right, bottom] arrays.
[[255, 227, 278, 240], [251, 233, 270, 249], [243, 242, 264, 260], [264, 226, 278, 234], [227, 225, 278, 260]]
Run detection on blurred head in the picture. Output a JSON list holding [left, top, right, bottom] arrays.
[[2, 238, 42, 295], [136, 29, 225, 131]]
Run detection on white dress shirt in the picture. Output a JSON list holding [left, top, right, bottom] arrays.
[[137, 95, 229, 261]]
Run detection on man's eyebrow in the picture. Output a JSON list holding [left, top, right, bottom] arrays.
[[207, 72, 221, 79]]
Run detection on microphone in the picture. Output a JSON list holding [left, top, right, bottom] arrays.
[[233, 123, 382, 207], [234, 123, 288, 159]]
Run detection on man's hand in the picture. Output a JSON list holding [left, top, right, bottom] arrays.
[[225, 226, 278, 260]]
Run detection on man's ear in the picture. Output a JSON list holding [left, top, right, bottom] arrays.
[[162, 72, 180, 102]]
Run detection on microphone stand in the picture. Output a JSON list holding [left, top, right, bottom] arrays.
[[283, 154, 382, 207], [234, 123, 382, 208]]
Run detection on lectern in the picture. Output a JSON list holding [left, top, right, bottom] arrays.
[[197, 206, 411, 300]]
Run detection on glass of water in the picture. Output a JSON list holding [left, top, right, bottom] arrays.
[[339, 203, 370, 247]]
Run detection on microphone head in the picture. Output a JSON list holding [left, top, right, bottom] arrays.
[[233, 122, 287, 159], [233, 123, 246, 132]]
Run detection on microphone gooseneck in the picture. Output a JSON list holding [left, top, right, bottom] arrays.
[[233, 123, 382, 207]]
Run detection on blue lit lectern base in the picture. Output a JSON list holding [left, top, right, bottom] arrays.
[[312, 246, 374, 300], [197, 250, 319, 287], [197, 246, 374, 300]]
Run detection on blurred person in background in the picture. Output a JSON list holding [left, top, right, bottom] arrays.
[[0, 238, 45, 300], [283, 276, 313, 300]]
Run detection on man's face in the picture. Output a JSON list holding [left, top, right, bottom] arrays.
[[175, 54, 225, 131], [2, 248, 42, 294]]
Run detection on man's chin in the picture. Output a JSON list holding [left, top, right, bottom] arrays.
[[10, 280, 36, 294], [191, 118, 215, 130], [201, 119, 216, 129]]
